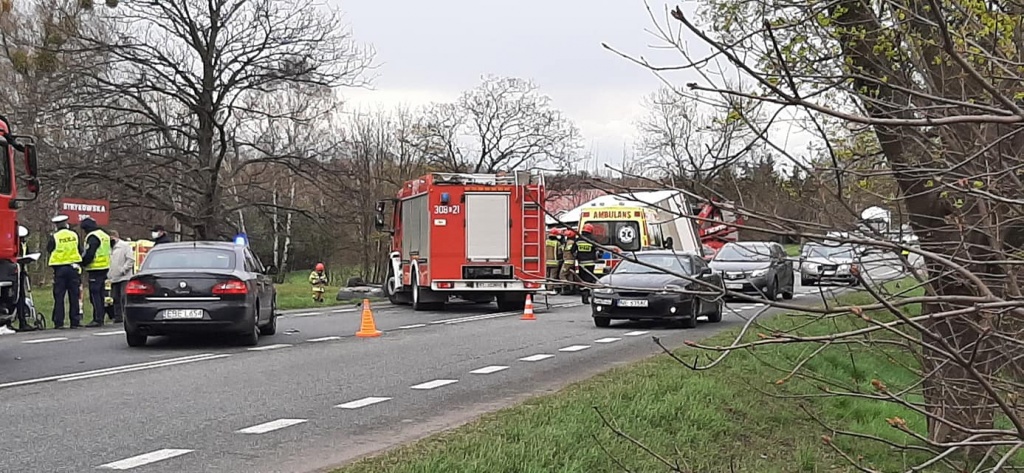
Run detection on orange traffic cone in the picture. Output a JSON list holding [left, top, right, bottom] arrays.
[[521, 294, 536, 321], [355, 299, 382, 337]]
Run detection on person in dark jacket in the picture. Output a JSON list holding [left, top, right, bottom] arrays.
[[151, 225, 173, 245], [80, 217, 112, 327]]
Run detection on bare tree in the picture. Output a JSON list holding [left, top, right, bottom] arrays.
[[413, 75, 584, 173], [62, 0, 373, 238], [583, 0, 1024, 469]]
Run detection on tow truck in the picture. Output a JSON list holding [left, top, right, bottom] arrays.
[[0, 116, 40, 328], [374, 172, 547, 311]]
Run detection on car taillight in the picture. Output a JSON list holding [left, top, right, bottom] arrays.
[[213, 280, 248, 295], [125, 280, 154, 295]]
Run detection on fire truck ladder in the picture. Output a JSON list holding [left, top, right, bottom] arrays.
[[516, 172, 546, 287]]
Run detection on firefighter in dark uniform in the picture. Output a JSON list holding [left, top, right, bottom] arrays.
[[47, 215, 82, 329], [559, 229, 578, 295], [573, 223, 600, 304], [545, 228, 564, 293]]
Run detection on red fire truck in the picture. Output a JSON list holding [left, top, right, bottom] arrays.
[[694, 198, 743, 252], [374, 172, 547, 311], [0, 116, 40, 327]]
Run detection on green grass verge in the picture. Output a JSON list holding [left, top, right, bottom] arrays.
[[333, 280, 969, 473], [24, 270, 382, 326], [784, 243, 801, 256]]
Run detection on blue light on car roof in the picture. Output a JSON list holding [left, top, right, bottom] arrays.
[[234, 233, 248, 246]]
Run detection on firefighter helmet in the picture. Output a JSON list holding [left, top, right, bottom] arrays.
[[549, 228, 560, 236], [582, 223, 594, 234], [565, 230, 577, 238], [315, 263, 325, 271]]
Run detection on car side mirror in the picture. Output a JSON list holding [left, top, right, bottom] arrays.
[[700, 267, 712, 276]]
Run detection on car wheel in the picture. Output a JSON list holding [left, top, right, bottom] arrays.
[[259, 299, 277, 336], [781, 280, 794, 300], [764, 278, 778, 302], [593, 316, 611, 328], [125, 330, 147, 347], [706, 299, 723, 323], [238, 307, 260, 346]]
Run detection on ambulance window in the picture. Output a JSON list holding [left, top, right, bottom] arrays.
[[587, 222, 612, 245], [647, 223, 663, 249]]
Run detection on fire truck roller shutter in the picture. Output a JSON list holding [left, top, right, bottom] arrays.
[[465, 193, 510, 261]]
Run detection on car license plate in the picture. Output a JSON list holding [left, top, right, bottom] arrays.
[[476, 282, 504, 288], [617, 299, 648, 308], [162, 309, 204, 320], [726, 282, 744, 290]]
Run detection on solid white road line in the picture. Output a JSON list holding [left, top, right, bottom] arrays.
[[332, 308, 357, 313], [397, 324, 426, 329], [235, 418, 307, 434], [94, 330, 125, 336], [97, 449, 193, 470], [247, 344, 292, 351], [21, 337, 68, 344], [738, 305, 757, 310], [335, 396, 392, 409], [623, 331, 649, 336], [519, 354, 554, 362], [307, 336, 341, 342], [559, 345, 590, 352], [470, 365, 509, 375], [290, 312, 317, 317], [0, 354, 220, 389], [594, 337, 621, 343], [60, 355, 230, 382], [410, 379, 458, 390]]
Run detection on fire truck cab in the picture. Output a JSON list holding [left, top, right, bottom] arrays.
[[0, 116, 39, 327], [375, 172, 547, 312]]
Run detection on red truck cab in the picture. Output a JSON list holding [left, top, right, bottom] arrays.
[[0, 116, 39, 324]]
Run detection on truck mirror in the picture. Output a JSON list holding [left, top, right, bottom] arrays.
[[373, 213, 386, 232], [24, 143, 37, 178], [375, 200, 386, 214]]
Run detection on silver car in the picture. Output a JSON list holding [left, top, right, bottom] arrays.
[[799, 244, 859, 286]]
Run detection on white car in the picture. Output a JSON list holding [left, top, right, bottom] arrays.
[[799, 243, 859, 286]]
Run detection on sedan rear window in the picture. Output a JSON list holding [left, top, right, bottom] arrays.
[[142, 248, 236, 270]]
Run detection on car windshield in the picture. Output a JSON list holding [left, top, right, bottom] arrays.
[[142, 248, 236, 270], [613, 254, 692, 275], [806, 246, 854, 259], [714, 244, 771, 262]]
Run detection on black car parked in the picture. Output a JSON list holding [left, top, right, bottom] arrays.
[[123, 241, 278, 347], [590, 250, 724, 328], [708, 241, 795, 301]]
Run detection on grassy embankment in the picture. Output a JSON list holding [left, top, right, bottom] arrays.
[[335, 279, 1020, 472], [26, 270, 383, 326]]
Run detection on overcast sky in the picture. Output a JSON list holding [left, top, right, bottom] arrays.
[[331, 0, 813, 170]]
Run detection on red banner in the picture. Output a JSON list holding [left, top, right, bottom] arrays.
[[58, 198, 111, 226]]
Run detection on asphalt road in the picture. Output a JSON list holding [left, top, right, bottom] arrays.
[[0, 253, 909, 472]]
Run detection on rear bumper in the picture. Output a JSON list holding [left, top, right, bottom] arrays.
[[430, 279, 545, 291], [124, 300, 253, 335]]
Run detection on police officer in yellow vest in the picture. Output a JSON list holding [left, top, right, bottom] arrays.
[[46, 215, 83, 329], [79, 217, 112, 327]]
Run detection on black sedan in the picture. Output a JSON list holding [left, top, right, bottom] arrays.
[[589, 250, 724, 328], [123, 241, 278, 347], [708, 241, 795, 301]]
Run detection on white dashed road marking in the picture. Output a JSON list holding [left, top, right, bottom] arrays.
[[95, 330, 125, 336], [235, 418, 307, 434], [623, 331, 649, 336], [410, 379, 459, 390], [519, 354, 554, 362], [98, 449, 193, 470], [335, 396, 392, 409], [594, 337, 621, 343], [738, 306, 757, 310], [559, 345, 590, 352], [397, 324, 426, 329], [470, 365, 509, 375], [22, 337, 67, 344], [307, 336, 341, 343], [247, 344, 292, 351]]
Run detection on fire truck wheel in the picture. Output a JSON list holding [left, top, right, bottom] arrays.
[[411, 273, 434, 311], [384, 265, 407, 305]]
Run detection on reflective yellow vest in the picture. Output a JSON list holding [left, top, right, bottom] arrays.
[[49, 229, 82, 266], [545, 239, 560, 267], [85, 229, 111, 271]]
